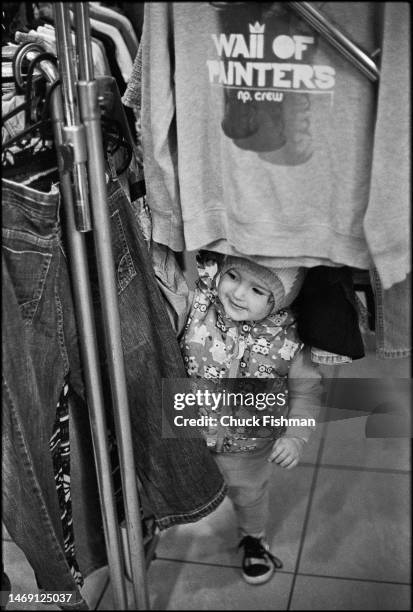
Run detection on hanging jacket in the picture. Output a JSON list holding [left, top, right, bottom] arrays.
[[293, 266, 365, 359]]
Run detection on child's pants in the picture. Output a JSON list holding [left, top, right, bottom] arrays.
[[213, 442, 274, 539]]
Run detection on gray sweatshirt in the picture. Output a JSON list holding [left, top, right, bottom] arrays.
[[130, 2, 410, 290]]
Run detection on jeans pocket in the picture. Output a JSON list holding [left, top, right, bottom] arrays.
[[3, 245, 52, 323], [110, 209, 137, 293]]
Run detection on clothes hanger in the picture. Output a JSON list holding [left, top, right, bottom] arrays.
[[2, 47, 59, 166], [12, 41, 46, 93], [97, 75, 135, 175], [100, 115, 133, 175]]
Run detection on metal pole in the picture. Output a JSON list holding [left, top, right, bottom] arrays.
[[52, 3, 92, 231], [50, 88, 127, 609], [73, 3, 149, 609], [286, 1, 380, 82], [51, 6, 129, 609]]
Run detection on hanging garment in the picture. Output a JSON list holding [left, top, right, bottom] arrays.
[[292, 266, 365, 360], [1, 2, 36, 44], [370, 270, 411, 359], [50, 381, 84, 588], [122, 40, 142, 110], [86, 175, 227, 529], [14, 26, 109, 78], [2, 180, 91, 608], [2, 94, 26, 140], [129, 2, 410, 291]]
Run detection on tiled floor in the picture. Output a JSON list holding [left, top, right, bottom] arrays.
[[2, 349, 411, 610]]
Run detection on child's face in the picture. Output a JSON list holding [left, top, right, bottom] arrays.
[[217, 267, 273, 322]]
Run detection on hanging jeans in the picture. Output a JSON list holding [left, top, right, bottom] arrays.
[[2, 180, 94, 609], [87, 176, 226, 529], [370, 269, 412, 359]]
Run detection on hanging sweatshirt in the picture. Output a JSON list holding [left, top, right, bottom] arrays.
[[134, 2, 410, 290]]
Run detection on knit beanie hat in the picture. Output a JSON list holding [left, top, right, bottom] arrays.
[[220, 256, 306, 312]]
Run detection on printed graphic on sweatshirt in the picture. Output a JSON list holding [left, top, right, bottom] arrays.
[[207, 2, 335, 165]]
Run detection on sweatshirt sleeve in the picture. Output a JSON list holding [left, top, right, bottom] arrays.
[[122, 42, 143, 111], [363, 2, 411, 289], [285, 346, 323, 442], [151, 242, 193, 338], [140, 3, 185, 251]]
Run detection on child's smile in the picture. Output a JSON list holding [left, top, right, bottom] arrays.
[[217, 268, 273, 322]]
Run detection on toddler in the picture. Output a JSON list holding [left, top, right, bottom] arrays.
[[155, 249, 322, 585]]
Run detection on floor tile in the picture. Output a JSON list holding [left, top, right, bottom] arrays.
[[99, 558, 295, 610], [299, 468, 411, 583], [156, 465, 317, 573], [320, 416, 411, 471], [2, 541, 59, 610], [299, 422, 325, 465], [290, 574, 411, 610], [266, 465, 318, 570]]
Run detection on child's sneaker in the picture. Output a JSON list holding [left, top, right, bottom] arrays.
[[238, 536, 283, 585]]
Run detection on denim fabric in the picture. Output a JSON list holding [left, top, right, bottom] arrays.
[[2, 94, 26, 143], [88, 177, 226, 529], [311, 348, 352, 365], [1, 179, 105, 609], [370, 269, 412, 359], [68, 390, 109, 580]]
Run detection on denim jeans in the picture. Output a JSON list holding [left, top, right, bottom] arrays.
[[88, 176, 226, 529], [2, 173, 225, 590], [310, 348, 353, 365], [2, 179, 93, 608], [370, 269, 412, 359]]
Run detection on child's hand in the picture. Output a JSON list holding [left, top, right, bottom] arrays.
[[267, 437, 305, 469]]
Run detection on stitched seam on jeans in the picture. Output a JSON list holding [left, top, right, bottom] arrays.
[[55, 278, 70, 375], [111, 209, 137, 294], [376, 348, 411, 358], [154, 482, 228, 529], [370, 268, 385, 347], [2, 227, 58, 247]]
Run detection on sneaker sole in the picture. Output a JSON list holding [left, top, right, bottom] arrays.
[[242, 566, 274, 585]]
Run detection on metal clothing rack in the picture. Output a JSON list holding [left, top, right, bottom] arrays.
[[286, 1, 380, 82], [19, 2, 150, 609]]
